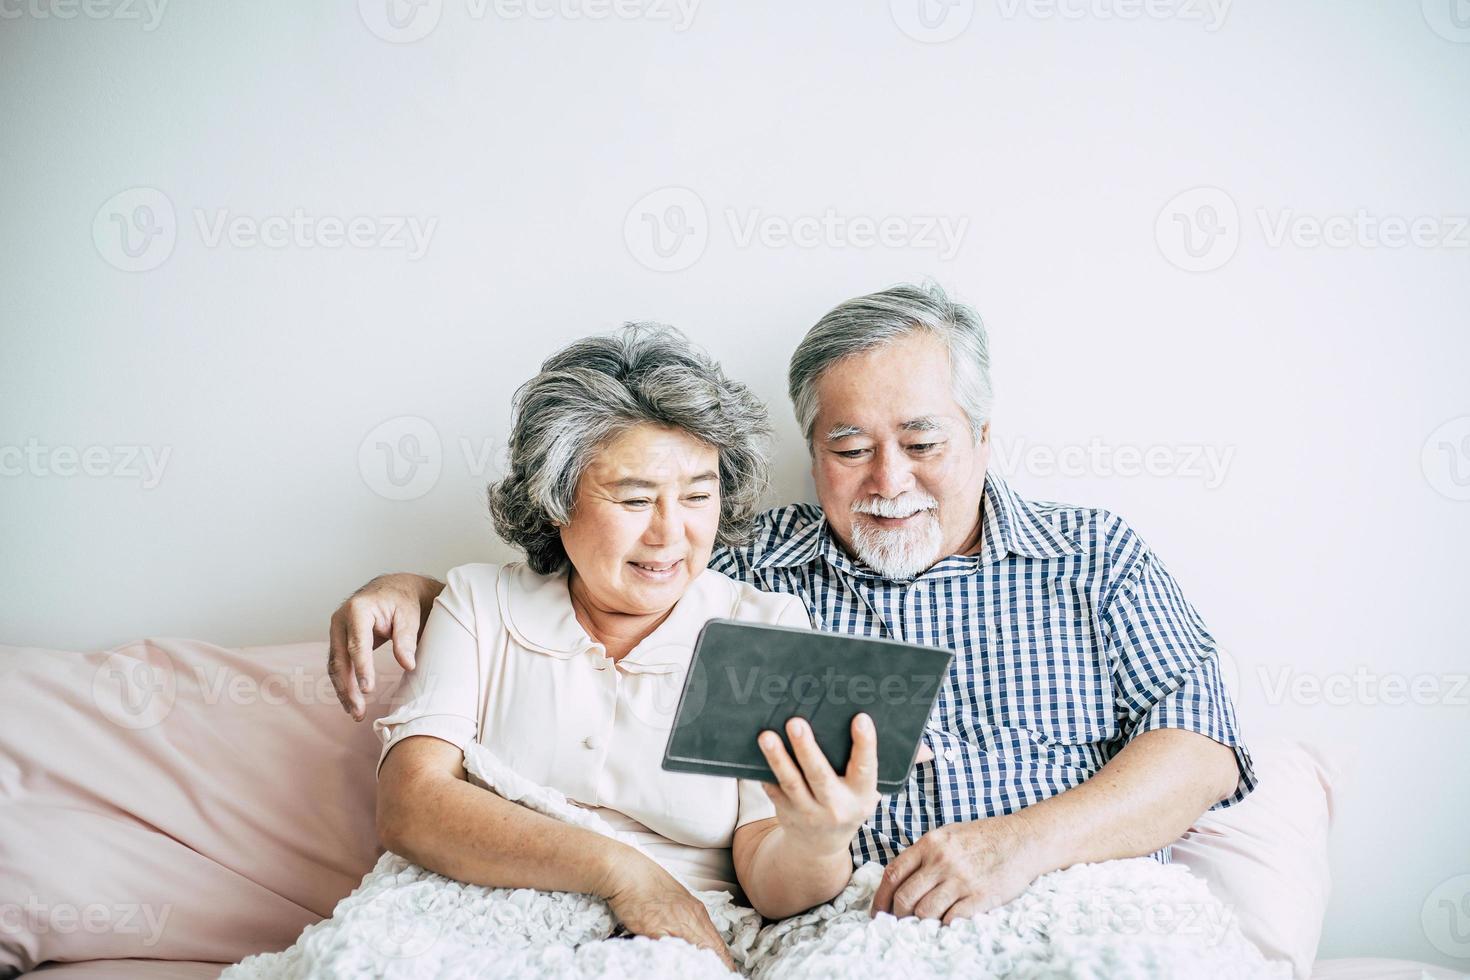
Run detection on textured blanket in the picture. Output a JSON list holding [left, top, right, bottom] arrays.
[[223, 744, 1286, 979]]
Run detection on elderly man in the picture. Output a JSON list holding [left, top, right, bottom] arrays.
[[330, 282, 1253, 923]]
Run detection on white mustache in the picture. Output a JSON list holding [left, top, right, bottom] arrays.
[[852, 493, 938, 519]]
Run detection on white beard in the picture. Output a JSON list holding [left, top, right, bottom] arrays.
[[849, 495, 944, 580]]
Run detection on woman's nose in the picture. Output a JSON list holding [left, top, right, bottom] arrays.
[[645, 502, 685, 545]]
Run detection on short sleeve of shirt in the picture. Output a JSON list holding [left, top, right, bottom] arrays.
[[1102, 549, 1257, 808], [372, 567, 483, 779], [731, 591, 811, 828]]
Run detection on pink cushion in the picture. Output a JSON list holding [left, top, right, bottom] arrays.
[[0, 639, 401, 976], [1173, 737, 1336, 979]]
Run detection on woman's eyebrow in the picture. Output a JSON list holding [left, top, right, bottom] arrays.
[[606, 471, 719, 491]]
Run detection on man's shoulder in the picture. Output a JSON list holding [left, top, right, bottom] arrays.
[[1016, 493, 1148, 571], [749, 502, 825, 540], [710, 503, 825, 580]]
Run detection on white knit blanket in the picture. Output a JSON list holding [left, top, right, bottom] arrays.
[[223, 744, 1287, 979]]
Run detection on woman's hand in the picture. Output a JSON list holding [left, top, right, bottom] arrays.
[[758, 713, 881, 858], [598, 851, 736, 973]]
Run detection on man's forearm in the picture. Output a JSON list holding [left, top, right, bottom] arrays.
[[735, 821, 853, 920], [1013, 728, 1239, 874]]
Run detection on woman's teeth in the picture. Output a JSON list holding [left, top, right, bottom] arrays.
[[632, 560, 679, 572]]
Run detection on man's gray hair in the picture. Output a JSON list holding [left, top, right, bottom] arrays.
[[488, 323, 772, 575], [787, 282, 993, 446]]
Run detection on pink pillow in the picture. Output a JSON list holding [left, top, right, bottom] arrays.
[[0, 638, 402, 975], [1172, 737, 1336, 979]]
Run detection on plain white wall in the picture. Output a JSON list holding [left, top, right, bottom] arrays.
[[2, 0, 1467, 968]]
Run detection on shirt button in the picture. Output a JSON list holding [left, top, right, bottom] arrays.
[[943, 749, 957, 762], [583, 735, 601, 750]]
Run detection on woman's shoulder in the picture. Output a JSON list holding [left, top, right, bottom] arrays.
[[696, 568, 810, 627], [437, 561, 547, 635]]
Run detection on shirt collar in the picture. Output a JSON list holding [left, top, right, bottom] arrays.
[[751, 473, 1079, 579], [496, 562, 735, 674]]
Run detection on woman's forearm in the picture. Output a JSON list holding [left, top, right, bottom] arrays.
[[735, 821, 853, 920], [378, 736, 634, 897]]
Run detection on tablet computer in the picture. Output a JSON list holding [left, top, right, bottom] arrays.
[[660, 618, 953, 794]]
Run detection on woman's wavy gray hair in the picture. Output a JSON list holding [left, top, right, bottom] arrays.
[[488, 323, 773, 575]]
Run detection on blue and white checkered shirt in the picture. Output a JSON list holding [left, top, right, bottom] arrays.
[[709, 473, 1256, 867]]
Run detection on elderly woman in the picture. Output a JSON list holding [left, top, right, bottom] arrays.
[[371, 323, 878, 968]]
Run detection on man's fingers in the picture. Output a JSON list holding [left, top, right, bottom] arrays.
[[912, 880, 962, 921], [758, 731, 814, 808], [785, 717, 841, 802], [870, 844, 921, 916], [346, 609, 377, 696], [942, 896, 986, 926], [328, 617, 364, 719], [844, 713, 879, 790], [890, 864, 942, 919], [390, 608, 418, 672]]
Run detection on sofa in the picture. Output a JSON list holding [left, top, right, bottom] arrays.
[[0, 637, 1458, 979]]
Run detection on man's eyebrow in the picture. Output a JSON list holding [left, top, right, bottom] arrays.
[[825, 424, 864, 442], [900, 417, 944, 433]]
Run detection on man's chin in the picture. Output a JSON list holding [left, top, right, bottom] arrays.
[[851, 527, 943, 579]]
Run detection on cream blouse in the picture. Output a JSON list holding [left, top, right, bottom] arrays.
[[374, 561, 812, 894]]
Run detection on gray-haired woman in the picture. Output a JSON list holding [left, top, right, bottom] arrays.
[[370, 324, 879, 969]]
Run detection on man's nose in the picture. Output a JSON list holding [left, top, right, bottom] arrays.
[[866, 447, 916, 498]]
